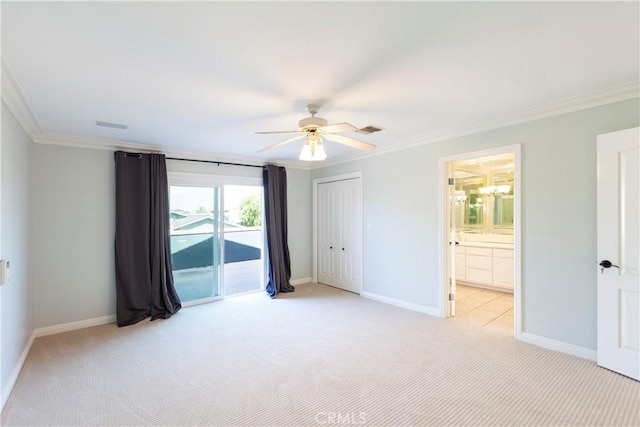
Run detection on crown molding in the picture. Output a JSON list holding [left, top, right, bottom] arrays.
[[313, 81, 640, 169], [34, 131, 310, 170], [3, 52, 636, 172], [1, 56, 42, 140]]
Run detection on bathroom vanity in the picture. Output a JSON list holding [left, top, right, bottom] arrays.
[[455, 242, 513, 292]]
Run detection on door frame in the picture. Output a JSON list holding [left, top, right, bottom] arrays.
[[168, 172, 264, 306], [312, 171, 363, 293], [439, 144, 522, 339]]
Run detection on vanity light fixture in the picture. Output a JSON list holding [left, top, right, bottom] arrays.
[[479, 185, 495, 195], [478, 185, 511, 195]]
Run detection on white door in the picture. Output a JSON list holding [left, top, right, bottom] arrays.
[[597, 127, 639, 380], [318, 181, 339, 286], [448, 166, 457, 316], [317, 179, 362, 293], [339, 178, 362, 293]]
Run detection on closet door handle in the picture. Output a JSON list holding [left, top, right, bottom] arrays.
[[330, 246, 333, 249], [342, 248, 345, 251]]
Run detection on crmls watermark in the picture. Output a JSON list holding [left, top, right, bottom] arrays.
[[314, 412, 367, 425]]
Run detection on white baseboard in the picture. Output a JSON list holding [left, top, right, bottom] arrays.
[[2, 314, 116, 411], [34, 314, 116, 338], [520, 332, 597, 361], [1, 332, 35, 411], [361, 291, 442, 317], [291, 277, 312, 286]]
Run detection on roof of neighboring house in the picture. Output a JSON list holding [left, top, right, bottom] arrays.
[[170, 210, 190, 219], [172, 214, 213, 230]]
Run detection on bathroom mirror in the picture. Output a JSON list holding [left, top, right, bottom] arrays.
[[453, 164, 514, 233]]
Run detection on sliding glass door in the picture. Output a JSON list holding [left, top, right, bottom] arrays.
[[223, 185, 263, 296], [169, 185, 222, 303], [168, 174, 264, 304]]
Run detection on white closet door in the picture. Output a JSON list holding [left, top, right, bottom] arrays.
[[317, 178, 361, 293], [318, 182, 338, 286]]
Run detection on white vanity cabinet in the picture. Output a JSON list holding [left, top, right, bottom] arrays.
[[448, 246, 467, 281], [457, 244, 513, 291], [465, 246, 493, 285], [492, 248, 514, 289]]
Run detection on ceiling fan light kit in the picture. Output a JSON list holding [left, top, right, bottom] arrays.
[[299, 135, 327, 161], [256, 103, 378, 161]]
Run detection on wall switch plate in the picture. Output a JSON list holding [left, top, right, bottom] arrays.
[[0, 259, 9, 285]]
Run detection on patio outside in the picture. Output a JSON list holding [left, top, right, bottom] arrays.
[[169, 185, 263, 303], [171, 228, 263, 302]]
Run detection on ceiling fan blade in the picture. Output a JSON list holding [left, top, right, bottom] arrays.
[[256, 134, 306, 153], [318, 122, 359, 133], [323, 133, 376, 152], [255, 130, 303, 134]]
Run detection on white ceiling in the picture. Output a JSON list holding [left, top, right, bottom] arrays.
[[2, 2, 639, 167]]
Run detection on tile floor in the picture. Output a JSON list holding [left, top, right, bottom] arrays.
[[454, 284, 513, 335]]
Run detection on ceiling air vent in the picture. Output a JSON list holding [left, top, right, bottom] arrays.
[[356, 125, 383, 135], [96, 120, 128, 130]]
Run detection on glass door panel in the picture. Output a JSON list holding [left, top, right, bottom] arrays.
[[223, 185, 263, 296], [169, 186, 221, 303]]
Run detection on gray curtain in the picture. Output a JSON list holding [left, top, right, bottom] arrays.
[[114, 151, 181, 326], [263, 164, 295, 298]]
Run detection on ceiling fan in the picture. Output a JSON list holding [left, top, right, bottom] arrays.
[[255, 104, 378, 161]]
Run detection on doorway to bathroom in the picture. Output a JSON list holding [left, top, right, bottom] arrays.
[[440, 145, 521, 338]]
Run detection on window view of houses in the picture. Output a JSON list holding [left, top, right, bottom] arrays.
[[169, 185, 263, 302]]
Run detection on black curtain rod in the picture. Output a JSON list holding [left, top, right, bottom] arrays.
[[166, 157, 265, 169], [114, 151, 278, 169]]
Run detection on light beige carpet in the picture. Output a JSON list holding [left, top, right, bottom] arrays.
[[2, 283, 638, 426]]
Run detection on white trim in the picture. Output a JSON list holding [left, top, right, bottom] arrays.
[[361, 291, 441, 317], [438, 144, 523, 340], [313, 172, 363, 185], [312, 172, 363, 291], [291, 277, 312, 286], [1, 56, 41, 141], [520, 332, 597, 362], [314, 81, 640, 169], [2, 315, 117, 410], [1, 332, 35, 411], [3, 52, 635, 171], [37, 132, 309, 170], [33, 315, 116, 338]]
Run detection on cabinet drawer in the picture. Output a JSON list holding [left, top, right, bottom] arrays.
[[493, 257, 514, 288], [466, 267, 492, 284], [493, 248, 513, 259], [466, 246, 492, 256], [467, 254, 492, 270]]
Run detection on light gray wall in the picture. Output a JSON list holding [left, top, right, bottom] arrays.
[[31, 145, 116, 328], [285, 167, 312, 280], [1, 102, 33, 397], [311, 98, 640, 351], [30, 151, 312, 328]]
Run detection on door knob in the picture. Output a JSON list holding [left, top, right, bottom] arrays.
[[599, 260, 620, 274], [599, 260, 619, 269]]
